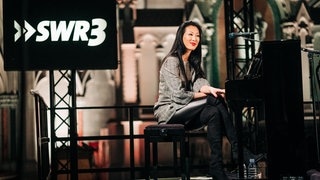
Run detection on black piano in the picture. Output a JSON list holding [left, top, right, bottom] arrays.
[[225, 40, 306, 179]]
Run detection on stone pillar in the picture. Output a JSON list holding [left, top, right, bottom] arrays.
[[121, 44, 138, 103]]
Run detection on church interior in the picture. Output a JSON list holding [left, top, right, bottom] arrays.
[[1, 0, 320, 179]]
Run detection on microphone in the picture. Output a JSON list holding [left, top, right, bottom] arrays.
[[301, 47, 320, 54], [228, 32, 258, 39]]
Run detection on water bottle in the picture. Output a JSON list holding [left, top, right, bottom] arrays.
[[240, 163, 247, 179], [244, 163, 248, 179], [248, 158, 258, 179]]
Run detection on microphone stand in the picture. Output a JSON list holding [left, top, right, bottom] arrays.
[[302, 47, 320, 164]]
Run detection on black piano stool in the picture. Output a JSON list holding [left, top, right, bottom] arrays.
[[144, 124, 189, 180]]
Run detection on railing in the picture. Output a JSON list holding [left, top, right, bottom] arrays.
[[32, 91, 51, 180], [66, 104, 155, 180], [33, 92, 209, 180]]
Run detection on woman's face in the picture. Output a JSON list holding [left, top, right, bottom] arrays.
[[182, 25, 200, 52]]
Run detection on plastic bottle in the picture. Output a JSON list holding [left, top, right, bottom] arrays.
[[244, 163, 248, 179], [247, 158, 258, 179], [241, 163, 247, 179]]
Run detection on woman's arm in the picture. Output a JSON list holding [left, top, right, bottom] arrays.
[[193, 92, 207, 99], [161, 57, 194, 104]]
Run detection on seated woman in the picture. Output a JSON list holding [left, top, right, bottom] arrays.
[[153, 20, 238, 180]]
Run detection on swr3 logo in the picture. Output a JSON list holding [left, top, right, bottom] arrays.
[[14, 18, 107, 46]]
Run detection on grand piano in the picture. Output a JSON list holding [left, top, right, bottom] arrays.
[[225, 39, 306, 179]]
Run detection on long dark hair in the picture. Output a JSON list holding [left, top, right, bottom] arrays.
[[163, 20, 206, 79]]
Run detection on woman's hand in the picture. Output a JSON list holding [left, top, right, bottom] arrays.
[[200, 85, 225, 98], [209, 87, 225, 98]]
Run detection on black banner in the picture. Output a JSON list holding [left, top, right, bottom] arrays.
[[3, 0, 118, 70]]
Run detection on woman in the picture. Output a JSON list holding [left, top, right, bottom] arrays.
[[153, 21, 238, 180]]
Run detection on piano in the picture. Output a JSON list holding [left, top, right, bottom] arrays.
[[225, 40, 306, 179], [226, 78, 263, 108]]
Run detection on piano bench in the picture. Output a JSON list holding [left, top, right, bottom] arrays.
[[144, 124, 189, 180]]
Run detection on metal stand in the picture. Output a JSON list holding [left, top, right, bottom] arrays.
[[49, 70, 78, 180], [302, 47, 320, 164]]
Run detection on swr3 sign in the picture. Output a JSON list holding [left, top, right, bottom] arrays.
[[3, 0, 118, 70], [15, 19, 107, 47]]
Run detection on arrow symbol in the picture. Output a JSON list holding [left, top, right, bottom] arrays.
[[14, 20, 36, 42], [24, 21, 36, 41], [14, 20, 23, 42]]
